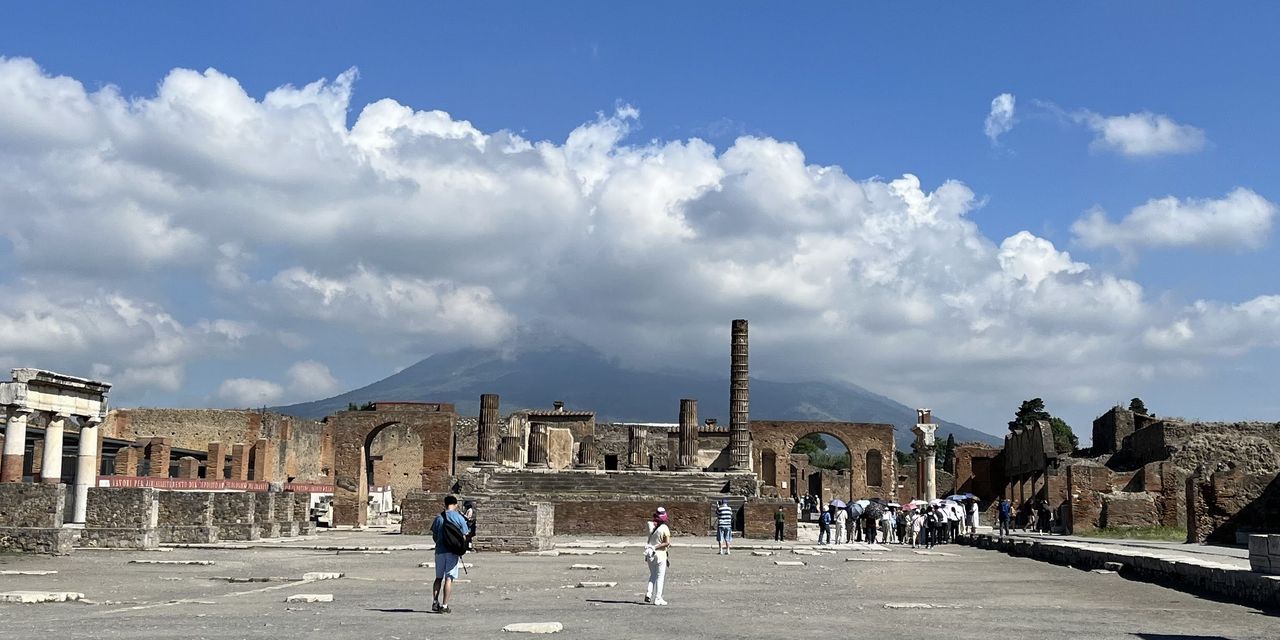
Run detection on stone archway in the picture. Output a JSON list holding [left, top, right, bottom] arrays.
[[327, 403, 456, 527], [750, 420, 896, 500]]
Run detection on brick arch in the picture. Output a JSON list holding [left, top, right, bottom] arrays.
[[327, 403, 457, 527], [750, 420, 896, 500]]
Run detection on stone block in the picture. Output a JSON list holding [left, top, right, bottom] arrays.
[[0, 483, 66, 528], [1269, 535, 1280, 557], [502, 622, 563, 634], [157, 525, 219, 544], [285, 593, 333, 603], [0, 527, 76, 555], [0, 591, 84, 603], [1249, 534, 1270, 555], [1251, 555, 1271, 573], [216, 523, 260, 541]]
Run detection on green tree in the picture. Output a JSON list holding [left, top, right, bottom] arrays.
[[1129, 397, 1150, 416], [940, 432, 956, 472], [1009, 398, 1051, 431], [1049, 417, 1078, 454], [793, 433, 827, 457]]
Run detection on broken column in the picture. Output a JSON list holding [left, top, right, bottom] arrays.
[[207, 441, 228, 480], [177, 456, 200, 479], [676, 399, 700, 471], [476, 393, 500, 466], [1, 408, 31, 483], [729, 319, 751, 471], [251, 437, 273, 482], [40, 413, 67, 484], [526, 422, 550, 468], [72, 417, 100, 524], [574, 435, 598, 469], [628, 425, 649, 470], [498, 436, 522, 468], [912, 408, 938, 501], [230, 443, 251, 480], [147, 437, 171, 478], [113, 446, 141, 477]]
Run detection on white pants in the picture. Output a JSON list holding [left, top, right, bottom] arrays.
[[833, 525, 844, 544], [646, 557, 667, 601]]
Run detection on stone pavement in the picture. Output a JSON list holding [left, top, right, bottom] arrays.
[[0, 531, 1275, 639]]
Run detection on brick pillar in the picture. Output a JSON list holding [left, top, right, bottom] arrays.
[[177, 456, 200, 479], [114, 446, 141, 476], [1, 409, 31, 483], [40, 413, 69, 484], [574, 435, 598, 469], [526, 422, 549, 468], [729, 319, 751, 471], [148, 437, 172, 478], [628, 425, 649, 470], [230, 443, 251, 480], [31, 438, 44, 480], [207, 442, 228, 480], [476, 393, 500, 466], [676, 399, 699, 471], [251, 438, 273, 482]]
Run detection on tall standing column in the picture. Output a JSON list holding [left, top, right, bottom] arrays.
[[40, 413, 68, 484], [526, 422, 549, 468], [1, 408, 31, 483], [476, 394, 500, 466], [912, 409, 938, 501], [627, 425, 649, 470], [72, 417, 101, 524], [729, 319, 752, 471], [676, 399, 700, 471]]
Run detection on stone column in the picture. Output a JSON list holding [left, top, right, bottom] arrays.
[[627, 424, 649, 470], [676, 399, 700, 471], [729, 319, 751, 471], [1, 408, 32, 483], [72, 417, 101, 524], [912, 413, 938, 501], [207, 442, 228, 480], [476, 393, 500, 467], [498, 436, 521, 467], [40, 413, 68, 484], [526, 422, 549, 468], [574, 435, 597, 469]]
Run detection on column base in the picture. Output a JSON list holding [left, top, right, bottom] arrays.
[[525, 463, 549, 469], [474, 461, 498, 468], [0, 454, 23, 483]]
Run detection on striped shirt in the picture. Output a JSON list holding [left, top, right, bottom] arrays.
[[716, 504, 733, 528]]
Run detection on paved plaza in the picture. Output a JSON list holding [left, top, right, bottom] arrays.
[[0, 531, 1274, 639]]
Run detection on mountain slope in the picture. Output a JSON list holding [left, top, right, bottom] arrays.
[[276, 341, 1001, 450]]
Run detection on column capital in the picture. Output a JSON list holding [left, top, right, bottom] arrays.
[[79, 415, 103, 427], [7, 407, 34, 419]]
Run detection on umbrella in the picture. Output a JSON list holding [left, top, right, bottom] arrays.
[[947, 494, 978, 502], [853, 499, 872, 508], [846, 502, 864, 518], [886, 502, 901, 508], [901, 503, 919, 511], [830, 499, 847, 509], [908, 499, 929, 506]]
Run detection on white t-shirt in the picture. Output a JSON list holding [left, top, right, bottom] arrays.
[[647, 523, 671, 561]]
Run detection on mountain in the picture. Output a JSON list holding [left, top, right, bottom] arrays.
[[275, 339, 1002, 451]]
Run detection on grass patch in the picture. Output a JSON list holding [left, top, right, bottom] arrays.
[[1076, 526, 1187, 542]]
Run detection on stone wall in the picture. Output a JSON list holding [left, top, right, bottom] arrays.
[[950, 444, 1002, 519], [401, 493, 554, 551], [1187, 469, 1280, 544], [596, 423, 672, 471], [1092, 406, 1136, 455], [82, 487, 160, 549], [1101, 492, 1160, 528], [553, 499, 711, 536], [254, 492, 279, 537], [368, 422, 424, 503], [0, 483, 75, 554], [743, 498, 796, 540], [212, 492, 258, 540], [749, 420, 896, 501], [156, 491, 217, 543]]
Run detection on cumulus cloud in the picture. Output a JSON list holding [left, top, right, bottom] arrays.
[[0, 56, 1277, 428], [1073, 188, 1277, 252], [1078, 110, 1206, 157], [217, 377, 284, 407], [984, 93, 1016, 145]]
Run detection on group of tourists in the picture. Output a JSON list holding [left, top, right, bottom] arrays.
[[810, 495, 980, 548]]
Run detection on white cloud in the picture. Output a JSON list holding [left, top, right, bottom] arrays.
[[0, 56, 1277, 429], [217, 377, 284, 407], [1073, 188, 1277, 252], [1078, 110, 1206, 157], [984, 93, 1016, 144], [286, 360, 340, 397]]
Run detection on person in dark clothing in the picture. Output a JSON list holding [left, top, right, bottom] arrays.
[[773, 506, 786, 541], [997, 498, 1013, 537]]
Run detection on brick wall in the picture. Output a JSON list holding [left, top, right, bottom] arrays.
[[553, 499, 710, 536], [1188, 469, 1280, 543], [749, 420, 896, 501], [743, 498, 795, 540]]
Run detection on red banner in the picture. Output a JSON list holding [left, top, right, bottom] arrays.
[[97, 476, 333, 493]]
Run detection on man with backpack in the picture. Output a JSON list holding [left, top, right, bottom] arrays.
[[431, 495, 471, 614], [997, 498, 1012, 538]]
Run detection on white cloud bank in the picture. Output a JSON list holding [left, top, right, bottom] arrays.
[[0, 56, 1277, 427], [984, 93, 1016, 145], [1079, 110, 1206, 157], [1073, 188, 1277, 252]]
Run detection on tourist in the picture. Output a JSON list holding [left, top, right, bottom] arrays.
[[716, 498, 734, 555], [879, 507, 893, 544], [644, 507, 672, 605], [430, 494, 470, 614], [774, 505, 786, 541], [997, 498, 1012, 537], [818, 506, 832, 544], [965, 499, 978, 536], [844, 505, 858, 543], [863, 511, 879, 544], [910, 508, 925, 548], [927, 506, 944, 549], [462, 500, 477, 550], [833, 501, 847, 544]]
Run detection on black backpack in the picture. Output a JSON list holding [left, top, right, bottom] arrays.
[[439, 511, 469, 556]]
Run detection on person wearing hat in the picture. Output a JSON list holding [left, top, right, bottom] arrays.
[[715, 498, 734, 555], [644, 507, 672, 605]]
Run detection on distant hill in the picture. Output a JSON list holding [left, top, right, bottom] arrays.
[[275, 338, 1001, 451]]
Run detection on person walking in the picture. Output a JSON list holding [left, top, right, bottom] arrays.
[[773, 506, 786, 541], [644, 507, 672, 605], [430, 495, 470, 614], [833, 502, 847, 544], [818, 506, 832, 545], [716, 499, 734, 555], [997, 498, 1012, 538]]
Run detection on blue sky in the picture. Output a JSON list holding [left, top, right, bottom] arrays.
[[1, 3, 1278, 437]]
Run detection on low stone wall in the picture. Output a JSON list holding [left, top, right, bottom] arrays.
[[962, 533, 1280, 609], [402, 493, 554, 551], [212, 492, 259, 540], [82, 487, 160, 549], [157, 491, 217, 543], [0, 483, 75, 555], [290, 492, 316, 535], [553, 499, 711, 536], [743, 498, 796, 540], [274, 493, 298, 537], [1101, 492, 1160, 528], [254, 492, 279, 538]]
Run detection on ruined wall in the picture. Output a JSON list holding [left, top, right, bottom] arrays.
[[0, 484, 74, 554], [750, 420, 896, 501], [156, 491, 216, 543], [1092, 406, 1136, 455], [554, 499, 711, 536], [596, 423, 672, 470], [1187, 469, 1280, 544], [369, 422, 425, 502], [401, 493, 553, 551], [103, 409, 332, 483], [1120, 420, 1280, 475], [82, 487, 160, 549], [743, 498, 796, 540]]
